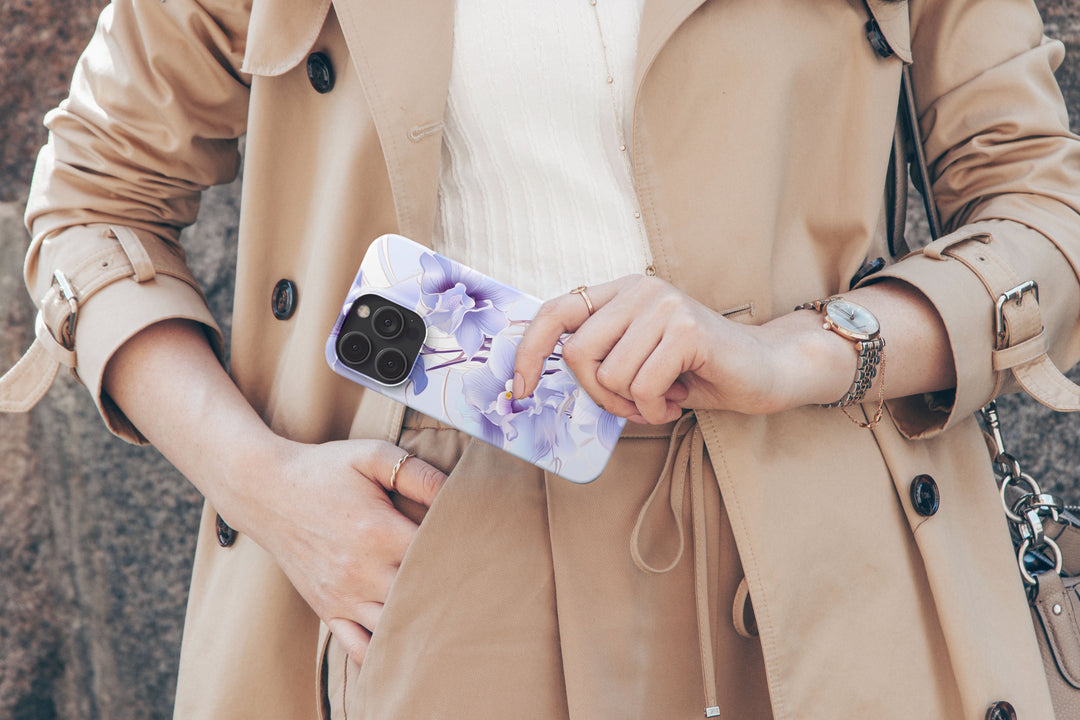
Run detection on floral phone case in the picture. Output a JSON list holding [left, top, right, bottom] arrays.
[[326, 234, 626, 483]]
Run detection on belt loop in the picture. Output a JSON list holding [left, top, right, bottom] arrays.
[[109, 225, 157, 282]]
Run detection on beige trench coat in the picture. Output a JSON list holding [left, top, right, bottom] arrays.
[[9, 0, 1080, 717]]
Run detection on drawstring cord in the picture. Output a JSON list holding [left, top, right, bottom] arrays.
[[630, 411, 721, 717]]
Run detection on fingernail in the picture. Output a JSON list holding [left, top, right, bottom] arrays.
[[513, 372, 525, 399]]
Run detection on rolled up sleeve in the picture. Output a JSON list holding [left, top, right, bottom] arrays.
[[865, 0, 1080, 439], [22, 0, 251, 442]]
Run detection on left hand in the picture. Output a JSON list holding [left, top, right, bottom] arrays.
[[513, 274, 807, 424]]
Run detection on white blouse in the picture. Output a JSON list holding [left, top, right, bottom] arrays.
[[431, 0, 653, 301]]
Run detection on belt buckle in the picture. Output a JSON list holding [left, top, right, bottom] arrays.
[[51, 270, 79, 351], [994, 280, 1039, 347]]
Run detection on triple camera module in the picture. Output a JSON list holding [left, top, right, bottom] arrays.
[[335, 294, 426, 385]]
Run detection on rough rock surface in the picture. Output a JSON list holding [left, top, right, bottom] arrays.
[[1, 2, 1080, 719]]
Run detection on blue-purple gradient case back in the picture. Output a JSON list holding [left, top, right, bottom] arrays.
[[326, 234, 626, 483]]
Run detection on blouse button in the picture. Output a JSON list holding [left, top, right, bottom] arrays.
[[307, 52, 335, 94]]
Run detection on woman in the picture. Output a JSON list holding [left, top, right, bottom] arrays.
[[3, 0, 1079, 717]]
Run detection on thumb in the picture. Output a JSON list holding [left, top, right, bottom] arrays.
[[327, 617, 372, 666]]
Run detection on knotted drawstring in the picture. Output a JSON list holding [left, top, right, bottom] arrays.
[[630, 411, 721, 718]]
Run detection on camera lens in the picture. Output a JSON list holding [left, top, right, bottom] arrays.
[[375, 347, 409, 383], [371, 305, 405, 339], [338, 331, 372, 365]]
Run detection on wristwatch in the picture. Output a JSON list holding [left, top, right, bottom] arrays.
[[795, 297, 886, 413]]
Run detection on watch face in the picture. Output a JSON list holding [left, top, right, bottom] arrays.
[[824, 299, 879, 341]]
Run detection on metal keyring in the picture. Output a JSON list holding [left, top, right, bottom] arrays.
[[1018, 536, 1063, 586], [1000, 471, 1042, 523], [993, 451, 1022, 482]]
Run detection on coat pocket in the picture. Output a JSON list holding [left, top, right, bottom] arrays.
[[317, 426, 476, 719]]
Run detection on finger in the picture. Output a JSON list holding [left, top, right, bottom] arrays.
[[592, 307, 665, 401], [369, 443, 448, 507], [626, 336, 690, 424], [664, 379, 690, 404], [560, 319, 639, 417], [354, 601, 384, 634], [327, 617, 372, 666], [514, 279, 626, 397]]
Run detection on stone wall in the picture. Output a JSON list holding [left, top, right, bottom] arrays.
[[2, 3, 1080, 719]]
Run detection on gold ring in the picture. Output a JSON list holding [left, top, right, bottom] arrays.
[[389, 451, 415, 493], [570, 286, 595, 315]]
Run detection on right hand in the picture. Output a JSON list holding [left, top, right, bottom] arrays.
[[100, 319, 449, 665], [228, 437, 448, 666]]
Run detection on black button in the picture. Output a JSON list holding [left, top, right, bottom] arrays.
[[216, 514, 237, 548], [865, 19, 894, 58], [849, 256, 886, 289], [985, 701, 1017, 720], [910, 474, 940, 517], [307, 52, 335, 93], [272, 279, 298, 320]]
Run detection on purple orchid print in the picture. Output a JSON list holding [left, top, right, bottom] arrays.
[[418, 252, 512, 358], [461, 327, 619, 470], [327, 234, 626, 483]]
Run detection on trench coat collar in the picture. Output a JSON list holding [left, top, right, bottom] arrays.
[[331, 0, 455, 242], [329, 0, 707, 243], [634, 0, 708, 117]]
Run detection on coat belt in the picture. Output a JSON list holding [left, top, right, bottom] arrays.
[[631, 410, 722, 717]]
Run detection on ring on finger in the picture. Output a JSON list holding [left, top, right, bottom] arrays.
[[389, 451, 415, 493], [570, 286, 595, 315]]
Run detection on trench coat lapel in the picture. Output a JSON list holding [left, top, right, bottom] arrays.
[[332, 0, 454, 243], [329, 0, 702, 244], [634, 0, 708, 133]]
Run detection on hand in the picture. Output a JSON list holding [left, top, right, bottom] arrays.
[[101, 320, 451, 667], [513, 275, 811, 424], [224, 437, 447, 666]]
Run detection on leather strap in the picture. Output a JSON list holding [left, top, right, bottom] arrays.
[[927, 232, 1080, 411], [0, 226, 198, 412]]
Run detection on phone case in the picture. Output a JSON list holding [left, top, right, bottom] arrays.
[[326, 234, 626, 483]]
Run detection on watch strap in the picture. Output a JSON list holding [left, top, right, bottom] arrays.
[[796, 297, 885, 409], [823, 337, 885, 407]]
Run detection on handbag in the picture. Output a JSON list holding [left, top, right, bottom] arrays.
[[896, 58, 1080, 715], [982, 401, 1080, 716]]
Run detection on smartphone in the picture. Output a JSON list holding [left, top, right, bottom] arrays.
[[326, 234, 626, 483]]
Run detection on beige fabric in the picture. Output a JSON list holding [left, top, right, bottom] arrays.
[[323, 412, 772, 719], [897, 227, 1080, 411], [12, 0, 1080, 717]]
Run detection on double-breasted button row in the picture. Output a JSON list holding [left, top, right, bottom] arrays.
[[216, 514, 237, 548], [307, 52, 335, 93], [909, 474, 940, 517], [986, 700, 1017, 720], [272, 279, 298, 320], [865, 19, 893, 58]]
